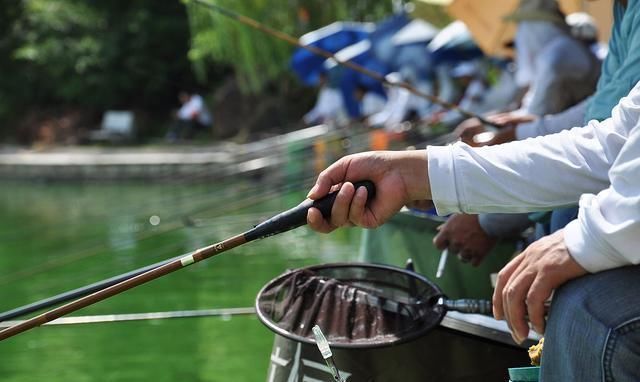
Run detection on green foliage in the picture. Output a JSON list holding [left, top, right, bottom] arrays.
[[0, 0, 198, 126], [185, 0, 393, 93]]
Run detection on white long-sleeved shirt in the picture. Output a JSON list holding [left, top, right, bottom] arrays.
[[427, 81, 640, 273], [178, 94, 212, 126]]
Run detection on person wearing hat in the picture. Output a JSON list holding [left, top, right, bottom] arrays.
[[504, 0, 600, 117], [435, 61, 490, 128], [432, 0, 601, 275], [449, 0, 640, 264], [457, 0, 640, 147], [566, 12, 608, 60]]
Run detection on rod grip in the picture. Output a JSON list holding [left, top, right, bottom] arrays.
[[244, 181, 376, 241], [442, 299, 493, 316]]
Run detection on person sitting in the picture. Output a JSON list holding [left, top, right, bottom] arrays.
[[437, 61, 489, 128], [434, 0, 603, 265], [166, 91, 213, 142], [302, 73, 346, 126], [367, 72, 413, 131], [566, 12, 608, 61], [353, 85, 386, 120], [446, 0, 639, 266], [306, 79, 640, 381]]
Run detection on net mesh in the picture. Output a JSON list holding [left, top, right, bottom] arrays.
[[257, 265, 444, 346]]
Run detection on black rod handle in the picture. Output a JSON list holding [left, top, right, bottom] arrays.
[[244, 181, 376, 241], [441, 299, 493, 316]]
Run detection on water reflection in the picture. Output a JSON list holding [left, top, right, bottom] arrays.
[[0, 180, 362, 381]]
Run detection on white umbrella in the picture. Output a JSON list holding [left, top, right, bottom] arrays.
[[392, 19, 440, 46]]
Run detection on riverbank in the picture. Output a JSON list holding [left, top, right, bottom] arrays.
[[0, 125, 331, 181]]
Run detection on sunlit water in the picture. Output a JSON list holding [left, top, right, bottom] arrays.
[[0, 180, 362, 381]]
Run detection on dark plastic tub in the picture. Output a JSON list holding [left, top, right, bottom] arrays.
[[257, 263, 530, 381]]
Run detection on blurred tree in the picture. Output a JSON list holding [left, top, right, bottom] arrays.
[[0, 1, 26, 131], [185, 0, 394, 93], [0, 0, 213, 139], [12, 0, 199, 108]]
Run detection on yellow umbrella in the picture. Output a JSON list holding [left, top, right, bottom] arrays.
[[414, 0, 613, 57], [446, 0, 518, 57]]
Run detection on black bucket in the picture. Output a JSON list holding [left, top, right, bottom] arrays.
[[256, 263, 530, 382]]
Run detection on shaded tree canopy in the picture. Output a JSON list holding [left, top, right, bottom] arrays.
[[0, 0, 201, 128]]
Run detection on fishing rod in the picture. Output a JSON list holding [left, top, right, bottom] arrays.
[[189, 0, 500, 128], [0, 180, 376, 341], [0, 307, 255, 328], [0, 251, 189, 322], [0, 204, 314, 321]]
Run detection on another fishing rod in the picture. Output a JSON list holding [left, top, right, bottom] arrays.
[[0, 307, 256, 328], [190, 0, 500, 128], [0, 181, 376, 341], [0, 252, 190, 322]]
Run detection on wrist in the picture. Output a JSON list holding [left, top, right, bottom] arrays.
[[398, 150, 430, 201]]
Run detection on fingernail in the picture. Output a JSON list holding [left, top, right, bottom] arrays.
[[307, 185, 317, 198], [514, 331, 525, 344]]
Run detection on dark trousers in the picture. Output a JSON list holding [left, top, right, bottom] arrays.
[[166, 119, 207, 141]]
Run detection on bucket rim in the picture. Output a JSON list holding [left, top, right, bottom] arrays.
[[255, 262, 446, 349]]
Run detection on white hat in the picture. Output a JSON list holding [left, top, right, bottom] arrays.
[[565, 12, 598, 42]]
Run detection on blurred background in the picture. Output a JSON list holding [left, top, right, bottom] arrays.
[[0, 0, 408, 144], [0, 0, 613, 381]]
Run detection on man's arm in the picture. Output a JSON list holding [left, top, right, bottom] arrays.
[[308, 83, 640, 230], [427, 87, 637, 216], [564, 121, 640, 272], [493, 124, 640, 341]]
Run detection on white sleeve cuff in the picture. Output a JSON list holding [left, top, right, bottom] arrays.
[[427, 145, 461, 215], [563, 197, 631, 273]]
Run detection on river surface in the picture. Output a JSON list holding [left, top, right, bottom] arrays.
[[0, 179, 362, 381]]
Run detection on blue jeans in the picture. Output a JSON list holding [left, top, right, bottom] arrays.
[[540, 266, 640, 381], [533, 207, 580, 240]]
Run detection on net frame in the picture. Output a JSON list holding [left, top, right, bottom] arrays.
[[256, 263, 447, 349]]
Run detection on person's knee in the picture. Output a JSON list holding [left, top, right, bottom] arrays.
[[603, 318, 640, 381], [541, 267, 640, 381]]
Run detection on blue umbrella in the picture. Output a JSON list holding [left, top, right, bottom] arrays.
[[428, 21, 484, 65], [369, 13, 411, 66], [290, 22, 374, 86], [391, 19, 439, 46], [325, 40, 389, 118], [376, 16, 435, 83]]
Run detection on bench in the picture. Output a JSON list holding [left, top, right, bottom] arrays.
[[89, 111, 135, 143]]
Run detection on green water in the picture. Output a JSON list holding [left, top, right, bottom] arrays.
[[0, 180, 362, 381]]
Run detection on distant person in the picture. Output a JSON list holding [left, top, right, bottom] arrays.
[[166, 91, 213, 142], [437, 61, 488, 127], [435, 0, 602, 266], [566, 12, 608, 61], [303, 73, 346, 126], [367, 72, 413, 131], [353, 85, 386, 120]]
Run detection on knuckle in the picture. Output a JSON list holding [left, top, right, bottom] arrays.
[[526, 290, 543, 305], [496, 269, 509, 284], [505, 286, 518, 300]]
